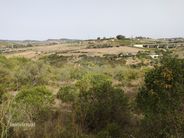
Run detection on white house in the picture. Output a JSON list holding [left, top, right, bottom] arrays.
[[134, 44, 144, 48], [150, 54, 159, 59]]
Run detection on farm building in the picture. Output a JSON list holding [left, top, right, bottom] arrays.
[[134, 43, 176, 49], [133, 44, 145, 48], [134, 44, 158, 48], [150, 54, 159, 59]]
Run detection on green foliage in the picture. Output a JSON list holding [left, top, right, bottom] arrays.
[[116, 35, 126, 40], [41, 54, 70, 67], [139, 115, 184, 138], [57, 85, 78, 103], [0, 67, 12, 84], [14, 86, 54, 122], [97, 123, 122, 138], [70, 67, 87, 80], [136, 51, 150, 59], [114, 67, 140, 84], [0, 85, 5, 103], [14, 61, 51, 88], [74, 73, 130, 133], [0, 56, 53, 91], [16, 86, 53, 106], [137, 57, 184, 114], [87, 44, 113, 49], [0, 65, 14, 91], [79, 56, 109, 66], [0, 53, 146, 137], [136, 56, 184, 137]]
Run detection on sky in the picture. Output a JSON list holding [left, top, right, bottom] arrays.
[[0, 0, 184, 40]]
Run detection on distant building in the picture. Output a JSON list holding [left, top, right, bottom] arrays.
[[150, 54, 159, 59], [134, 44, 158, 48], [134, 43, 176, 49], [134, 44, 144, 48]]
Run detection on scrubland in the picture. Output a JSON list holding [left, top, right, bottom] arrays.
[[0, 40, 184, 138]]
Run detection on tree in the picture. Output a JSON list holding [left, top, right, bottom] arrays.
[[136, 56, 184, 137], [97, 37, 101, 40], [74, 73, 130, 134], [116, 35, 126, 40]]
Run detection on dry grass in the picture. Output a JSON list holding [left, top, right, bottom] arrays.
[[4, 43, 85, 59], [174, 47, 184, 58], [5, 51, 37, 59], [78, 46, 143, 56], [4, 44, 144, 59]]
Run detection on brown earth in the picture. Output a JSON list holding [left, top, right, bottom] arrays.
[[4, 44, 144, 59]]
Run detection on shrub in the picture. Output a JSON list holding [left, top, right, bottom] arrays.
[[116, 35, 126, 40], [14, 86, 54, 122], [74, 73, 130, 133], [114, 67, 140, 84], [0, 68, 12, 84], [41, 54, 70, 67], [97, 123, 122, 138], [136, 56, 184, 137], [70, 67, 87, 80], [57, 85, 78, 103], [14, 61, 51, 88]]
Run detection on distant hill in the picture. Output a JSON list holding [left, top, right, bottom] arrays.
[[0, 38, 81, 47]]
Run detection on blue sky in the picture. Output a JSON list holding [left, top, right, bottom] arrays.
[[0, 0, 184, 40]]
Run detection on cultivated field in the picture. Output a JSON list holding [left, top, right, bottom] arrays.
[[4, 43, 144, 59]]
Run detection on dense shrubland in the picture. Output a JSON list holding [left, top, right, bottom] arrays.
[[136, 56, 184, 137], [0, 53, 183, 138]]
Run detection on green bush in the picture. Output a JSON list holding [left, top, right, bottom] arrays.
[[70, 67, 87, 80], [57, 85, 78, 103], [114, 67, 140, 85], [14, 86, 54, 122], [0, 67, 12, 84], [41, 54, 70, 67], [136, 56, 184, 137], [97, 123, 122, 138], [14, 61, 51, 88], [74, 73, 130, 133]]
